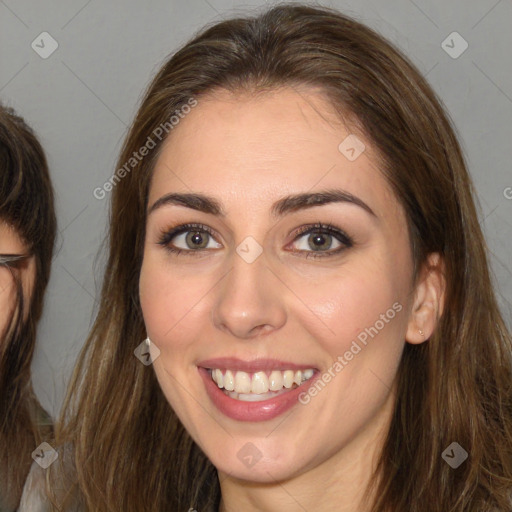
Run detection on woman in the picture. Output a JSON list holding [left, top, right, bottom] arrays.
[[0, 104, 56, 511], [40, 3, 511, 511]]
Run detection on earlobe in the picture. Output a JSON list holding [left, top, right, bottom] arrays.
[[405, 252, 446, 344]]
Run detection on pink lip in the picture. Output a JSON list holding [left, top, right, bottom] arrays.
[[197, 360, 319, 422], [198, 357, 316, 373]]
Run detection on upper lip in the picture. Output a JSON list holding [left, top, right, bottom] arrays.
[[198, 357, 318, 373]]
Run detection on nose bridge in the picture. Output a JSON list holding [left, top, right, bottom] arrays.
[[211, 242, 286, 338]]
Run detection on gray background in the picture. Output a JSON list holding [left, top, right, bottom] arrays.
[[1, 0, 511, 418]]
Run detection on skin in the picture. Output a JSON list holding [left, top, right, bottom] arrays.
[[0, 221, 36, 341], [139, 86, 445, 512]]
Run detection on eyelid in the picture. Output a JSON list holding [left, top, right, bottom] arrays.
[[290, 222, 352, 244], [287, 222, 353, 258], [157, 222, 219, 247]]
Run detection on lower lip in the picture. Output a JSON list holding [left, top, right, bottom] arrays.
[[198, 367, 316, 422]]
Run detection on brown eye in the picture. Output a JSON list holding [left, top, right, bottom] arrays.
[[184, 230, 210, 249], [289, 223, 353, 259], [158, 223, 222, 256]]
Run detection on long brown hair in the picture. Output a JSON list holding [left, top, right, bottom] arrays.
[[51, 3, 512, 511], [0, 104, 56, 510]]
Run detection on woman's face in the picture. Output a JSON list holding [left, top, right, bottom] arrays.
[[139, 86, 419, 483], [0, 221, 36, 340]]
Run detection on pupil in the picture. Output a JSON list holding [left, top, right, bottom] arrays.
[[310, 233, 330, 250], [188, 231, 207, 249]]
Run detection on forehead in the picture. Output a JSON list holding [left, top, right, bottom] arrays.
[[148, 86, 401, 221]]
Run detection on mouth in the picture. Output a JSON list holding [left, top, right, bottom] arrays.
[[197, 358, 319, 422], [208, 368, 315, 402]]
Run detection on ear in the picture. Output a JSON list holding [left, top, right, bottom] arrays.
[[405, 252, 446, 344]]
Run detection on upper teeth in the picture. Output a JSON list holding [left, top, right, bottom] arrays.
[[211, 369, 314, 394]]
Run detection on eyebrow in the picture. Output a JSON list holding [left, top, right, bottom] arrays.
[[148, 188, 376, 219]]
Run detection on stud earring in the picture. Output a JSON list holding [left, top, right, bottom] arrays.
[[418, 329, 424, 337]]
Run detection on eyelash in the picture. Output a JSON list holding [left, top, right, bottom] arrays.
[[157, 222, 353, 259]]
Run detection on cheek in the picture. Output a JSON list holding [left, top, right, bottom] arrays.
[[0, 272, 16, 339], [139, 254, 209, 350], [292, 266, 407, 430], [139, 259, 175, 341], [293, 257, 410, 419], [301, 261, 407, 355], [139, 254, 212, 425]]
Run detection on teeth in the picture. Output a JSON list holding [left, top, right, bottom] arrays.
[[210, 368, 315, 395], [251, 372, 268, 393], [283, 370, 294, 389], [225, 390, 290, 402], [224, 370, 235, 391], [214, 369, 223, 388], [269, 370, 283, 391], [303, 369, 314, 380], [234, 371, 251, 393]]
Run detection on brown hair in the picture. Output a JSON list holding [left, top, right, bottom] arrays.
[[50, 3, 512, 511], [0, 104, 56, 510]]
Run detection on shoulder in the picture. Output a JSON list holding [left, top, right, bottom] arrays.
[[18, 461, 49, 512], [18, 444, 84, 512]]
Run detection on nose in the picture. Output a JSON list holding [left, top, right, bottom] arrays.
[[211, 247, 287, 340]]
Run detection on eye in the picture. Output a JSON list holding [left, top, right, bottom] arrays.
[[0, 253, 31, 268], [289, 222, 353, 259], [157, 223, 222, 256], [157, 221, 353, 259]]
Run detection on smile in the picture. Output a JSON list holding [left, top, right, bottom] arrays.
[[198, 358, 319, 421], [209, 368, 315, 401]]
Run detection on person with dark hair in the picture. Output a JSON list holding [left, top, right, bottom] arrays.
[[23, 3, 512, 511], [0, 104, 56, 511]]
